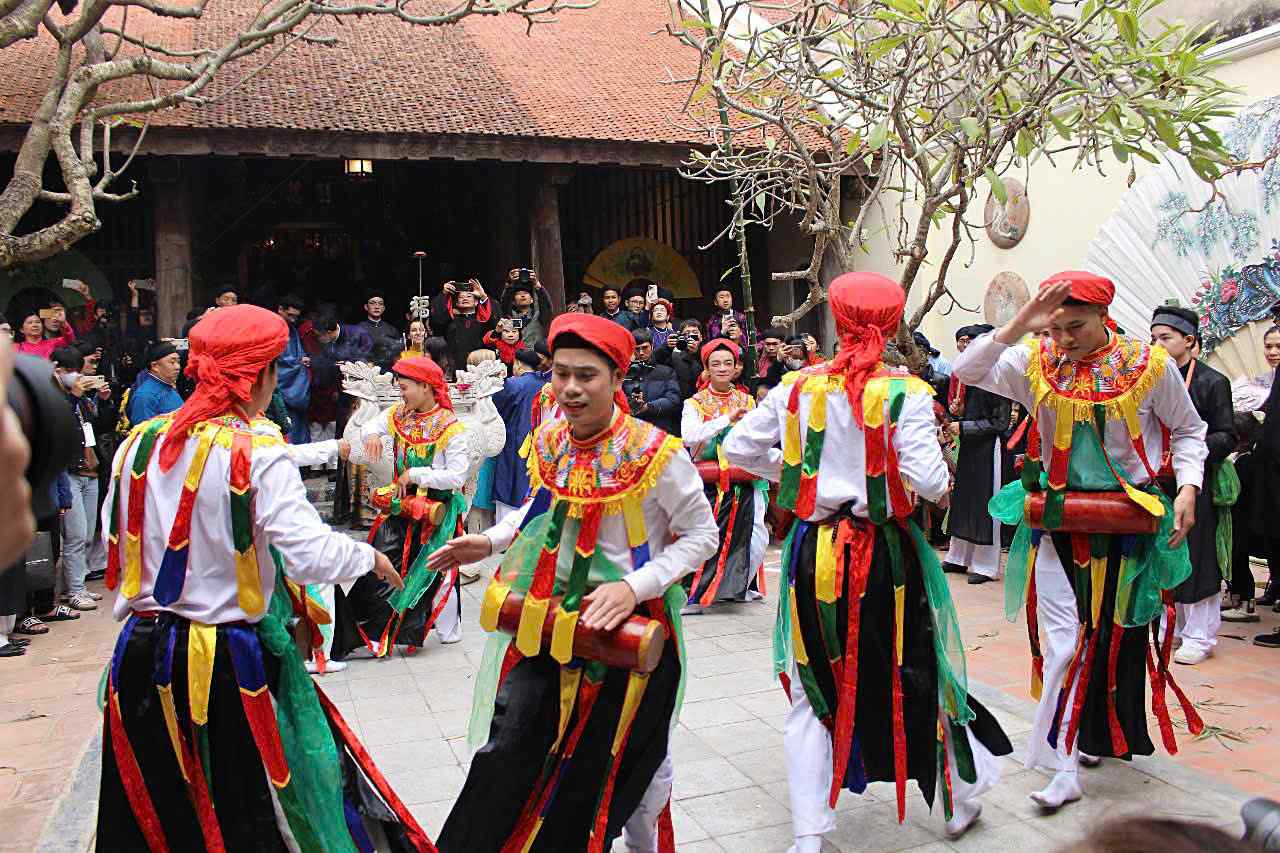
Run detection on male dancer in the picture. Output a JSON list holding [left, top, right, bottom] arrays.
[[332, 355, 469, 658], [941, 323, 1013, 584], [96, 305, 430, 850], [954, 272, 1207, 810], [724, 273, 1012, 853], [680, 337, 769, 614], [428, 313, 718, 853], [1151, 305, 1236, 665]]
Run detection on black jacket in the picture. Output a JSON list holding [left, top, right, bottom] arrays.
[[656, 345, 701, 400], [431, 293, 497, 374], [1176, 358, 1236, 603], [353, 318, 401, 372], [946, 385, 1013, 545], [622, 362, 682, 435]]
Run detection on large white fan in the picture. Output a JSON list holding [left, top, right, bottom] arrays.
[[1085, 95, 1280, 381]]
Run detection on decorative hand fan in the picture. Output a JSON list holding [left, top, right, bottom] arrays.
[[1085, 95, 1280, 379], [583, 237, 701, 299]]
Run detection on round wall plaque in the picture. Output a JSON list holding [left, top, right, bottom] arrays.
[[984, 178, 1030, 249], [984, 271, 1030, 327]]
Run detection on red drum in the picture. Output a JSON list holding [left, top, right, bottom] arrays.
[[369, 486, 446, 525], [1024, 491, 1159, 535], [694, 459, 758, 485], [493, 589, 667, 673]]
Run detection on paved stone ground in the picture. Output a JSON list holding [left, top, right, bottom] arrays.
[[3, 481, 1276, 851]]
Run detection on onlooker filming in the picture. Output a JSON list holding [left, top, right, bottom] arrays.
[[500, 268, 552, 346], [656, 318, 704, 400], [623, 328, 681, 434], [706, 287, 749, 341], [482, 318, 526, 371], [431, 279, 495, 375], [354, 291, 401, 371]]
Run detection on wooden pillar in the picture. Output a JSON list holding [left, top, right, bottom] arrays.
[[530, 166, 573, 314], [151, 159, 195, 337], [490, 165, 519, 290]]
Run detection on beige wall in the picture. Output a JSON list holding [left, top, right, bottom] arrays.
[[854, 40, 1280, 360]]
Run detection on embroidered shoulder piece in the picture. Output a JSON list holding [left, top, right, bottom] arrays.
[[388, 403, 463, 448], [689, 387, 754, 422], [526, 413, 683, 516]]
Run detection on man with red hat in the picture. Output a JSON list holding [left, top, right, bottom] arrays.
[[723, 272, 1012, 852], [330, 354, 470, 659], [680, 337, 769, 614], [427, 312, 718, 853], [953, 272, 1208, 811], [95, 305, 430, 850]]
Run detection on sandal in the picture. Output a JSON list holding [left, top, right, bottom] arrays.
[[0, 643, 26, 657], [14, 616, 48, 635], [6, 638, 30, 647], [41, 605, 80, 622]]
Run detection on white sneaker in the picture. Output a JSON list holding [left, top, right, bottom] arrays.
[[1030, 770, 1082, 809], [1173, 645, 1209, 665], [945, 800, 982, 838], [438, 624, 463, 645], [305, 659, 348, 674], [1079, 752, 1101, 768]]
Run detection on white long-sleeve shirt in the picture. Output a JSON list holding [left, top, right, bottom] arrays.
[[286, 439, 343, 469], [484, 424, 719, 604], [722, 375, 949, 519], [358, 407, 469, 492], [103, 425, 376, 625], [953, 333, 1207, 490]]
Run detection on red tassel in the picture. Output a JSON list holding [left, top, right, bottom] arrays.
[[828, 522, 872, 808], [1105, 624, 1129, 756], [1145, 644, 1178, 754], [106, 534, 121, 590], [779, 671, 793, 704], [238, 686, 291, 788], [105, 685, 168, 853], [1026, 567, 1043, 697], [1063, 628, 1099, 755], [181, 728, 227, 852], [1166, 670, 1204, 738], [657, 800, 676, 853], [700, 493, 741, 606], [885, 438, 912, 519], [890, 634, 908, 824], [796, 474, 818, 521]]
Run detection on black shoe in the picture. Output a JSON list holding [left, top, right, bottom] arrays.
[[0, 643, 25, 657], [1258, 580, 1280, 607], [1254, 628, 1280, 648], [942, 562, 967, 574], [967, 573, 991, 584], [85, 569, 106, 582]]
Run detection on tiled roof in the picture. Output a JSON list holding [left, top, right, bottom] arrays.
[[0, 0, 727, 148]]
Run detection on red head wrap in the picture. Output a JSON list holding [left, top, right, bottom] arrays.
[[827, 272, 905, 426], [1040, 270, 1115, 306], [158, 305, 288, 471], [700, 337, 741, 367], [393, 356, 453, 411], [547, 313, 635, 414]]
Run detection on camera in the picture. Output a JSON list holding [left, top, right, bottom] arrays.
[[517, 268, 534, 285], [8, 355, 82, 519], [507, 317, 525, 330], [455, 281, 474, 293], [671, 334, 688, 351]]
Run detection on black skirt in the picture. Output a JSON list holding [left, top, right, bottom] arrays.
[[791, 519, 1011, 809], [946, 435, 1000, 546], [1173, 464, 1221, 604], [331, 515, 455, 659], [438, 638, 680, 852], [686, 481, 757, 605]]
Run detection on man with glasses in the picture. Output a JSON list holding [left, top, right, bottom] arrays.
[[354, 290, 400, 372]]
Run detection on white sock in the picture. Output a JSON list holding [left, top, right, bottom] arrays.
[[1030, 769, 1082, 809], [945, 799, 982, 838], [790, 835, 823, 853]]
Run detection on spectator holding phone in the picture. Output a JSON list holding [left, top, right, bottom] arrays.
[[14, 308, 76, 360], [623, 328, 682, 434], [500, 269, 552, 345], [647, 298, 677, 349], [431, 278, 495, 374], [706, 288, 750, 342], [482, 318, 527, 371]]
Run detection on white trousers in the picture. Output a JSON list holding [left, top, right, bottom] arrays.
[[621, 754, 674, 852], [784, 665, 1001, 840], [495, 501, 520, 525], [434, 573, 462, 643], [0, 613, 13, 644], [1025, 539, 1082, 773], [1162, 594, 1221, 656], [749, 492, 769, 578], [310, 422, 338, 469], [943, 442, 1003, 579]]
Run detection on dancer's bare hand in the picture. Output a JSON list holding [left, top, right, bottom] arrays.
[[371, 552, 403, 590], [427, 534, 492, 572], [363, 436, 382, 461], [996, 281, 1071, 345], [336, 438, 351, 460], [580, 581, 637, 631], [1169, 485, 1197, 548]]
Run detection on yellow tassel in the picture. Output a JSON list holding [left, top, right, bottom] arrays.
[[550, 666, 582, 753], [789, 587, 809, 666], [1090, 556, 1107, 625], [783, 407, 802, 467], [122, 534, 142, 598], [611, 672, 649, 755], [1030, 669, 1043, 701], [1121, 480, 1166, 517], [862, 380, 886, 429], [549, 606, 579, 665], [894, 585, 905, 665], [183, 429, 216, 491], [520, 821, 544, 853], [516, 596, 550, 657], [156, 685, 189, 782], [810, 377, 828, 432], [187, 622, 217, 726], [235, 546, 264, 617], [479, 582, 510, 633], [622, 497, 647, 550], [815, 524, 837, 603]]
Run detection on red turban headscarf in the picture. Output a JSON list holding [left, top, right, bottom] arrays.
[[1040, 270, 1115, 306], [700, 337, 741, 367], [393, 356, 453, 411], [827, 272, 906, 426], [547, 313, 635, 413], [159, 305, 289, 471]]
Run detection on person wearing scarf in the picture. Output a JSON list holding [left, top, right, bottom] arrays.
[[940, 323, 1014, 585], [680, 338, 769, 614], [96, 305, 430, 851], [428, 313, 718, 853], [954, 272, 1208, 811], [1150, 305, 1236, 666], [330, 355, 470, 659], [723, 273, 1012, 851]]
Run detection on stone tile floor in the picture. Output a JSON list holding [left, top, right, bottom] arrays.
[[3, 528, 1276, 851]]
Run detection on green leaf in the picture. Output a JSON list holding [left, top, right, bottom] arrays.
[[1134, 147, 1160, 164], [868, 120, 890, 151], [754, 192, 767, 213], [1015, 127, 1035, 158], [985, 167, 1007, 205], [959, 117, 982, 141], [1112, 141, 1130, 163], [869, 34, 908, 59], [843, 132, 864, 155], [1111, 9, 1138, 46], [1154, 115, 1182, 149]]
